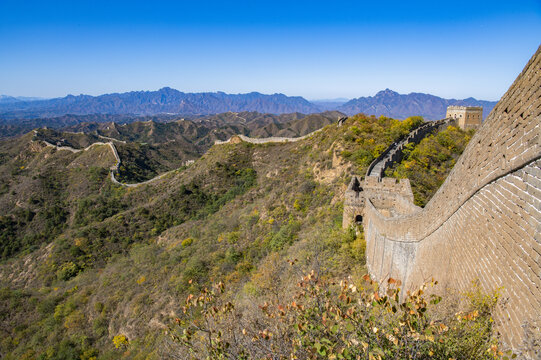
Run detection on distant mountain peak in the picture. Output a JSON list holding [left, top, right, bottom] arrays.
[[157, 87, 181, 95], [0, 89, 322, 118], [338, 90, 496, 120], [375, 88, 399, 97]]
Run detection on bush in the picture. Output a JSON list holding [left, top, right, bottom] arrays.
[[169, 274, 511, 360], [112, 334, 129, 349], [56, 262, 81, 281], [268, 219, 301, 251], [181, 238, 194, 247]]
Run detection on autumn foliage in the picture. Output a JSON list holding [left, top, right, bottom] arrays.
[[168, 270, 512, 360]]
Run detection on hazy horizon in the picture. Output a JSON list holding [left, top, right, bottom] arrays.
[[1, 0, 540, 101], [0, 87, 503, 103]]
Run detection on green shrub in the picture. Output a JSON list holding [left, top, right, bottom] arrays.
[[181, 238, 194, 247], [268, 219, 301, 251], [56, 262, 81, 281]]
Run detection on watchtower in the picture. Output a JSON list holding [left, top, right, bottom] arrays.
[[445, 106, 482, 130]]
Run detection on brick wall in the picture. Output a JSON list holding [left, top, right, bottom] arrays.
[[363, 45, 541, 351]]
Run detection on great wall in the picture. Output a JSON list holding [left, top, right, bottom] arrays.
[[213, 126, 327, 145], [33, 122, 332, 187], [28, 47, 540, 353], [343, 46, 541, 352]]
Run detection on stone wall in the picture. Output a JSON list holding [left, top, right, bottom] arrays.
[[343, 175, 418, 228], [366, 118, 454, 179], [214, 127, 325, 145], [343, 176, 366, 228], [362, 46, 541, 351], [343, 117, 451, 228]]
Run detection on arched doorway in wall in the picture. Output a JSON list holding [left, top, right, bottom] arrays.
[[355, 215, 363, 224]]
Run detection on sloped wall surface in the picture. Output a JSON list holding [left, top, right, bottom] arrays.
[[364, 46, 540, 350]]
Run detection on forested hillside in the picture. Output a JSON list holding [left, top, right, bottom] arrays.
[[0, 116, 503, 359]]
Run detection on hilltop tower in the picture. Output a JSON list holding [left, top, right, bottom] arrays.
[[445, 105, 483, 129]]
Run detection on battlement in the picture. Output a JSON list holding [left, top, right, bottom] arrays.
[[446, 105, 482, 111], [342, 175, 416, 227], [344, 176, 364, 204], [365, 176, 412, 194]]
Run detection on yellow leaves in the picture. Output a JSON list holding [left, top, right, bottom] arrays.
[[181, 237, 193, 247], [112, 334, 129, 349], [73, 237, 85, 247], [287, 258, 298, 266], [172, 268, 502, 358]]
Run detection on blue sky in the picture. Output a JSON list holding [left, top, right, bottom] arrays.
[[0, 0, 540, 100]]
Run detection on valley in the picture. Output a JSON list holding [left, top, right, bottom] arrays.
[[0, 113, 478, 359]]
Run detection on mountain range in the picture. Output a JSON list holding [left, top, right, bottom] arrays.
[[0, 88, 497, 121], [339, 89, 496, 120], [0, 95, 46, 103]]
